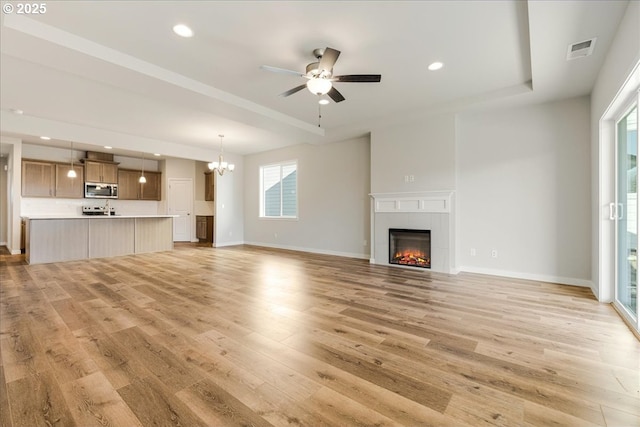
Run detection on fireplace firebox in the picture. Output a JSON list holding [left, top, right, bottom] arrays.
[[389, 228, 431, 269]]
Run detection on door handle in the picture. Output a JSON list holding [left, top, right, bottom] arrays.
[[618, 203, 624, 220], [609, 203, 616, 220]]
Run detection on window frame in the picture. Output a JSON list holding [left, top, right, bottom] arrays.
[[259, 160, 298, 220]]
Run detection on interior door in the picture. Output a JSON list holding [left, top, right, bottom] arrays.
[[168, 178, 193, 242], [615, 103, 639, 331]]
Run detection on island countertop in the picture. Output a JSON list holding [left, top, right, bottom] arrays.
[[22, 214, 178, 219], [23, 215, 175, 264]]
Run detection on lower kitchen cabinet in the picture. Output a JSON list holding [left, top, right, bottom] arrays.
[[196, 215, 214, 243]]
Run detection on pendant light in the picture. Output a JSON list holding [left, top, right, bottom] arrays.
[[139, 153, 146, 184], [67, 141, 77, 178]]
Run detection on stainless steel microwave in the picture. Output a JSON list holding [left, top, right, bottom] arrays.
[[85, 182, 118, 199]]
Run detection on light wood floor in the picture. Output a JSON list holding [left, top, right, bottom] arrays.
[[1, 244, 639, 427]]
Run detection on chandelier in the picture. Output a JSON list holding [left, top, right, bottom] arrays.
[[208, 134, 235, 176]]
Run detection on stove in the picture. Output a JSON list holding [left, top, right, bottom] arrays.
[[82, 206, 116, 216]]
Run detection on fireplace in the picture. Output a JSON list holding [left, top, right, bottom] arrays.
[[389, 228, 431, 269]]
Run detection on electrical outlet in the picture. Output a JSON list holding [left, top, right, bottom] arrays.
[[491, 249, 498, 258], [409, 175, 415, 182], [274, 233, 278, 239], [470, 248, 476, 256], [404, 175, 409, 183]]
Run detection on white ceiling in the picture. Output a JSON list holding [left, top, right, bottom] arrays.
[[0, 0, 630, 159]]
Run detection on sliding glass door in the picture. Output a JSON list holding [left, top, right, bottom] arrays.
[[616, 103, 639, 331]]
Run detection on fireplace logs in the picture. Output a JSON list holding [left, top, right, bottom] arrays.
[[389, 228, 431, 269]]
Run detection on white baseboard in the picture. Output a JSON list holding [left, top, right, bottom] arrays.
[[458, 265, 593, 288], [243, 241, 369, 260], [213, 240, 245, 248]]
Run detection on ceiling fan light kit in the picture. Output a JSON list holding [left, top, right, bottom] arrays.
[[307, 78, 332, 95], [262, 46, 381, 104]]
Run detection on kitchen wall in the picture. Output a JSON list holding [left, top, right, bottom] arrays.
[[243, 136, 370, 258], [194, 160, 215, 217]]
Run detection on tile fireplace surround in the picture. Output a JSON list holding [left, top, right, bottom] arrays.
[[370, 191, 456, 274]]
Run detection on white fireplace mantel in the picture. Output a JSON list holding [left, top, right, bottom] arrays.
[[370, 191, 453, 213], [369, 191, 456, 274]]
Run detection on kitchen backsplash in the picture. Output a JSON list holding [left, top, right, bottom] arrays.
[[21, 197, 160, 216]]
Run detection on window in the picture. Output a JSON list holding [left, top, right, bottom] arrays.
[[260, 161, 297, 218]]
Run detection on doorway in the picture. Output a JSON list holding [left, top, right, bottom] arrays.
[[615, 103, 639, 331], [168, 178, 193, 242]]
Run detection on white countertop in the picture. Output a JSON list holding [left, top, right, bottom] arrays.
[[23, 215, 178, 220]]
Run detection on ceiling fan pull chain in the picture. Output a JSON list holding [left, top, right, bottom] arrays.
[[318, 102, 322, 127]]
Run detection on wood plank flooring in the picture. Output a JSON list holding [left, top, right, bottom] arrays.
[[1, 244, 639, 426]]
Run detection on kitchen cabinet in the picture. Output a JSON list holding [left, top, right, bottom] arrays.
[[140, 171, 161, 201], [22, 160, 85, 198], [118, 169, 161, 201], [117, 169, 140, 200], [196, 215, 214, 242], [22, 160, 55, 197], [84, 160, 118, 183], [55, 164, 84, 198], [204, 171, 215, 201]]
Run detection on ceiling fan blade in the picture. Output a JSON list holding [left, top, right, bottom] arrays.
[[327, 86, 345, 103], [334, 74, 382, 83], [279, 84, 307, 97], [319, 47, 340, 72], [261, 65, 304, 77]]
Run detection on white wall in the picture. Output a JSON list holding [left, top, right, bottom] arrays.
[[0, 157, 7, 245], [1, 136, 22, 254], [591, 0, 640, 301], [215, 152, 244, 247], [457, 96, 592, 286], [371, 113, 456, 193], [243, 136, 370, 258]]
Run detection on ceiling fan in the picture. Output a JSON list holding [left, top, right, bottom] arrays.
[[261, 47, 381, 103]]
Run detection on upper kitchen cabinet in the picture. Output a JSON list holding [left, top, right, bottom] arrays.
[[118, 169, 161, 201], [117, 169, 140, 200], [204, 171, 215, 201], [22, 160, 55, 197], [84, 160, 118, 183], [22, 160, 84, 198], [140, 171, 161, 201], [55, 164, 84, 198]]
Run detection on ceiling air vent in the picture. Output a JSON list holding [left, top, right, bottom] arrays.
[[567, 38, 597, 60]]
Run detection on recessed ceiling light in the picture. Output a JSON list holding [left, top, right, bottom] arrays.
[[104, 146, 112, 149], [318, 99, 330, 105], [428, 62, 444, 71], [173, 24, 193, 38], [153, 153, 161, 157], [40, 136, 51, 140]]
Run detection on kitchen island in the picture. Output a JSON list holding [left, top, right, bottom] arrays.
[[23, 215, 176, 264]]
